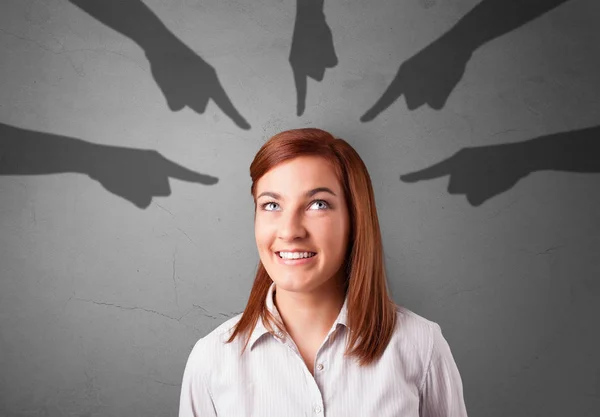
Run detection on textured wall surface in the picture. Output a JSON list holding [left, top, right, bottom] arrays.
[[1, 0, 599, 416]]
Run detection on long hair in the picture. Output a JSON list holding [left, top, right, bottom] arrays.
[[225, 128, 397, 366]]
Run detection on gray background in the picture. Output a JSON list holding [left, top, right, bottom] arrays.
[[1, 0, 599, 416]]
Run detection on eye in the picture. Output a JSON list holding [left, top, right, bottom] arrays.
[[259, 200, 330, 211], [310, 200, 330, 210], [261, 201, 280, 211]]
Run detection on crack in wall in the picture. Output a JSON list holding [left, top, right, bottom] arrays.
[[74, 297, 182, 322]]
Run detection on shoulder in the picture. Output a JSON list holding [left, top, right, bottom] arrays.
[[394, 304, 441, 342], [384, 305, 440, 356], [202, 312, 246, 346], [394, 306, 451, 361], [183, 313, 246, 376], [384, 305, 442, 374]]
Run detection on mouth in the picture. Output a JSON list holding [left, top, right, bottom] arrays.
[[275, 251, 317, 265], [276, 251, 317, 259]]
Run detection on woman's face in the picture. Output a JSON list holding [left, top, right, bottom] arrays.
[[254, 155, 350, 295]]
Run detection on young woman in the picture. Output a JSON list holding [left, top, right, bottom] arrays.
[[179, 128, 468, 416]]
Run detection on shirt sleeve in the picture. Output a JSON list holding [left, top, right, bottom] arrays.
[[419, 323, 468, 417], [179, 338, 218, 417]]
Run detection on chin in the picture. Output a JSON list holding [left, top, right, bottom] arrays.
[[271, 274, 312, 289], [274, 275, 334, 294]]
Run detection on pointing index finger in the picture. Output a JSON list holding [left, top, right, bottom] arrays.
[[400, 157, 454, 183], [360, 70, 405, 122], [210, 80, 251, 130], [160, 154, 219, 185]]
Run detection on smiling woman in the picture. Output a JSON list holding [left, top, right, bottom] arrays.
[[178, 128, 468, 417], [254, 155, 351, 315]]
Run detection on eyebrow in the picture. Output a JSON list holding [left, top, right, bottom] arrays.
[[257, 187, 338, 200]]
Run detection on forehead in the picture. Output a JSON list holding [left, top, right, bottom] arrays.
[[256, 156, 341, 194]]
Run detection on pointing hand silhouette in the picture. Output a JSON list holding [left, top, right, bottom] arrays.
[[361, 34, 472, 121], [69, 0, 251, 130], [400, 126, 600, 206], [400, 143, 531, 206], [361, 0, 572, 121], [0, 122, 218, 210], [145, 39, 251, 130], [87, 145, 219, 209], [289, 0, 338, 116]]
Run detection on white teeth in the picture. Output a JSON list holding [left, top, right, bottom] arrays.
[[278, 251, 315, 259]]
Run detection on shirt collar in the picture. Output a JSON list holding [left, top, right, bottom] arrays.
[[248, 282, 349, 351]]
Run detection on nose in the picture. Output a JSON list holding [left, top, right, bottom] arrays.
[[277, 209, 307, 241]]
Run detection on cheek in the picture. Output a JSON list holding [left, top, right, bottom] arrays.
[[254, 219, 273, 249], [319, 218, 349, 254]]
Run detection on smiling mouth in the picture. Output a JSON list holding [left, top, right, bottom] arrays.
[[276, 252, 317, 259]]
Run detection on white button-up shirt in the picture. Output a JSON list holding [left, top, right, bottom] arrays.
[[179, 283, 468, 416]]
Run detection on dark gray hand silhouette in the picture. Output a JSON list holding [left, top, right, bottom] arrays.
[[144, 38, 250, 129], [86, 145, 218, 209], [0, 123, 218, 209], [289, 0, 338, 116], [69, 0, 250, 130], [361, 34, 472, 119], [361, 0, 570, 121], [401, 143, 530, 206], [400, 126, 600, 206]]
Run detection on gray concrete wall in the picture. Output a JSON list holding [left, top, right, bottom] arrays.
[[1, 0, 599, 416]]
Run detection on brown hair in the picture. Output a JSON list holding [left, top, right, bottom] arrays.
[[225, 128, 397, 366]]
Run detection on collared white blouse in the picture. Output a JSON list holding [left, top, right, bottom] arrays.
[[179, 283, 468, 416]]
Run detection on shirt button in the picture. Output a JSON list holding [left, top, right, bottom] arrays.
[[276, 331, 284, 338], [316, 363, 324, 371], [314, 405, 322, 414]]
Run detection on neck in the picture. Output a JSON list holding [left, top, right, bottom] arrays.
[[273, 275, 346, 342]]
